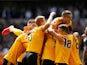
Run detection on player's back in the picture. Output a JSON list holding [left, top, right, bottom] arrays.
[[26, 26, 45, 55], [69, 36, 82, 65], [4, 33, 29, 64], [55, 34, 73, 64], [42, 34, 55, 61]]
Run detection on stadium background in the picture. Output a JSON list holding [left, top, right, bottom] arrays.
[[0, 0, 87, 65]]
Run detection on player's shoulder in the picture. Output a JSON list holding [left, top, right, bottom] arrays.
[[52, 17, 63, 24], [29, 27, 38, 33], [54, 17, 62, 21], [21, 33, 27, 35], [68, 34, 74, 38], [68, 34, 73, 36]]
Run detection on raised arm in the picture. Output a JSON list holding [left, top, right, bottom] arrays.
[[41, 12, 56, 31], [48, 28, 64, 44]]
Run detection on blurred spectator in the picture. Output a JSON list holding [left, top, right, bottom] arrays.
[[25, 10, 32, 19], [73, 8, 80, 20], [2, 43, 9, 54], [0, 45, 3, 52], [20, 8, 25, 19], [10, 7, 17, 18], [2, 8, 7, 18], [36, 7, 42, 16], [0, 22, 4, 45], [2, 7, 11, 19], [82, 8, 87, 18], [49, 6, 57, 13], [58, 7, 64, 16]]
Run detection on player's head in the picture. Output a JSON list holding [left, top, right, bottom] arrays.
[[35, 16, 46, 26], [57, 24, 69, 34], [73, 32, 80, 38], [61, 10, 72, 22], [27, 19, 37, 29], [27, 19, 36, 26]]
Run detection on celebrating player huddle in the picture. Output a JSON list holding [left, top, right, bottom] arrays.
[[2, 10, 82, 65]]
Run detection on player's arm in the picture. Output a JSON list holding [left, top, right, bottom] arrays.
[[48, 28, 64, 44], [52, 18, 58, 28], [51, 18, 59, 31], [20, 33, 30, 43], [41, 12, 56, 31], [11, 28, 23, 36]]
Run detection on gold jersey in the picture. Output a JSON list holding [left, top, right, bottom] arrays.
[[4, 33, 29, 64], [26, 26, 45, 55], [42, 34, 56, 61], [55, 34, 73, 64]]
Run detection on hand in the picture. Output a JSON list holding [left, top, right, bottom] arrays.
[[48, 28, 54, 34], [50, 12, 56, 16]]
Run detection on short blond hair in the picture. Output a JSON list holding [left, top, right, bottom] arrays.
[[61, 10, 72, 16], [35, 16, 45, 25]]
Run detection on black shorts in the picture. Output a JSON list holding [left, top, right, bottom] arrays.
[[22, 52, 39, 65], [17, 62, 23, 65], [3, 59, 14, 65], [58, 63, 67, 65], [85, 60, 87, 65], [42, 59, 56, 65]]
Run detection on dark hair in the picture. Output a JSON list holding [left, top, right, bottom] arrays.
[[27, 19, 35, 23], [58, 24, 69, 33], [27, 19, 35, 26]]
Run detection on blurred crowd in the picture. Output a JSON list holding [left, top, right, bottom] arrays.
[[0, 2, 87, 64], [0, 4, 87, 19]]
